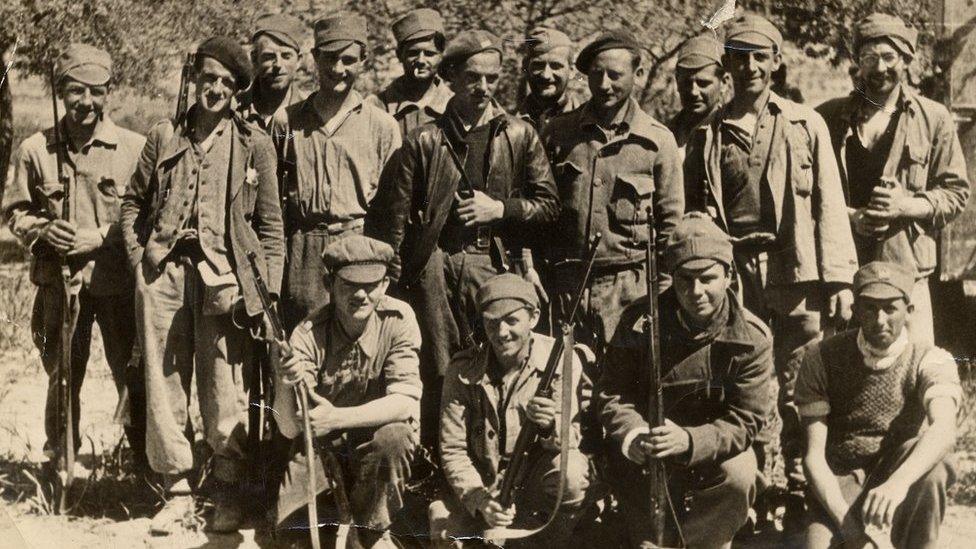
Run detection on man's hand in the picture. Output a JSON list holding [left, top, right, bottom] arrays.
[[299, 389, 346, 437], [456, 190, 504, 227], [67, 228, 104, 255], [479, 499, 516, 528], [826, 286, 854, 324], [861, 480, 909, 531], [526, 396, 556, 431], [279, 354, 316, 388], [851, 208, 889, 238], [523, 267, 549, 304], [38, 219, 76, 253], [867, 183, 911, 222], [645, 419, 691, 459]]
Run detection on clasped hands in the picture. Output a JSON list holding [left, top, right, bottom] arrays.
[[627, 419, 691, 465], [38, 219, 104, 255], [852, 180, 911, 238]]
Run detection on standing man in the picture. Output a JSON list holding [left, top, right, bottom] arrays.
[[365, 30, 559, 449], [367, 8, 453, 136], [239, 13, 307, 134], [817, 13, 970, 344], [598, 214, 773, 549], [120, 37, 284, 534], [276, 12, 401, 329], [2, 43, 146, 472], [669, 34, 728, 151], [516, 27, 581, 132]]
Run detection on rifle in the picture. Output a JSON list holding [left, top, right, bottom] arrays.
[[174, 53, 194, 122]]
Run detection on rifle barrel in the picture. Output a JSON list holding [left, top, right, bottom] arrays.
[[645, 206, 666, 545]]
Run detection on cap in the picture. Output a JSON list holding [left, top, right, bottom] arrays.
[[476, 273, 540, 320], [440, 30, 502, 74], [392, 8, 445, 45], [521, 27, 573, 58], [196, 37, 253, 89], [854, 13, 917, 59], [575, 29, 640, 73], [854, 261, 915, 301], [726, 14, 783, 51], [314, 12, 368, 51], [252, 13, 307, 52], [663, 213, 734, 272], [56, 43, 112, 86], [676, 34, 724, 70], [321, 235, 395, 283]]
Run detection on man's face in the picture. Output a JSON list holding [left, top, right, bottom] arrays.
[[587, 48, 639, 112], [854, 295, 912, 348], [194, 56, 239, 114], [857, 39, 906, 98], [313, 42, 364, 96], [59, 78, 108, 127], [676, 64, 726, 116], [398, 37, 442, 83], [673, 262, 732, 325], [724, 44, 780, 96], [332, 276, 390, 324], [449, 50, 502, 113], [252, 34, 301, 92], [525, 47, 573, 100], [483, 307, 539, 363]]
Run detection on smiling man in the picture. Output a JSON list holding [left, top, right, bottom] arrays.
[[516, 27, 581, 132], [238, 13, 307, 134], [668, 34, 728, 151]]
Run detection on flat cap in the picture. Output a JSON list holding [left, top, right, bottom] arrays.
[[664, 213, 733, 272], [854, 13, 917, 59], [676, 34, 724, 70], [314, 12, 368, 51], [440, 30, 502, 74], [252, 13, 307, 52], [476, 273, 540, 320], [196, 37, 253, 89], [321, 235, 395, 284], [726, 13, 783, 50], [521, 27, 573, 57], [575, 29, 641, 73], [392, 8, 444, 45], [56, 43, 112, 86], [854, 261, 915, 302]]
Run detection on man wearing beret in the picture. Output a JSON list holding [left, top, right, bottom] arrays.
[[367, 8, 453, 136], [669, 34, 729, 151], [274, 12, 401, 330], [516, 27, 582, 132], [797, 260, 959, 548], [120, 36, 285, 534], [430, 273, 593, 547], [273, 235, 422, 548], [597, 213, 773, 548], [239, 12, 308, 134], [817, 13, 970, 345], [2, 43, 147, 475], [366, 30, 558, 450], [542, 30, 683, 361]]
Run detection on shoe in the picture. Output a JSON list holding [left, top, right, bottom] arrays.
[[150, 494, 195, 536], [210, 498, 244, 533]]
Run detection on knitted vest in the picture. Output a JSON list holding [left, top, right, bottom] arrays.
[[820, 331, 930, 474]]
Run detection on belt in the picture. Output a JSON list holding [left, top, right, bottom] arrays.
[[297, 218, 364, 236]]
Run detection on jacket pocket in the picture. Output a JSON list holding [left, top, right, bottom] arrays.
[[554, 160, 583, 196], [610, 173, 655, 229], [903, 139, 930, 192], [790, 144, 814, 197]]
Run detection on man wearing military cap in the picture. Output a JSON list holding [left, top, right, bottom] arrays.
[[430, 273, 594, 547], [817, 13, 969, 345], [2, 43, 147, 476], [120, 36, 285, 534], [273, 11, 401, 330], [239, 13, 308, 134], [668, 34, 728, 151], [797, 260, 959, 548], [272, 234, 422, 548], [367, 8, 453, 136], [516, 27, 582, 132], [597, 213, 774, 548]]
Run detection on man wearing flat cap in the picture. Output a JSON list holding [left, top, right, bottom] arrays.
[[274, 11, 401, 330], [239, 13, 308, 134], [542, 29, 683, 362], [366, 30, 558, 451], [367, 8, 453, 136], [120, 36, 285, 534], [817, 13, 970, 345], [597, 213, 773, 548], [797, 260, 959, 548], [273, 234, 422, 548], [516, 27, 582, 132], [3, 43, 147, 476], [430, 273, 594, 547], [669, 34, 729, 151]]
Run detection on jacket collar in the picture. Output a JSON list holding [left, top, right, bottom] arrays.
[[654, 289, 760, 348], [455, 333, 555, 386], [313, 296, 401, 360], [580, 97, 664, 145], [46, 115, 121, 151], [385, 75, 452, 116]]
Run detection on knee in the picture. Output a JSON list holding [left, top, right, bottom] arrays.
[[543, 451, 590, 505], [916, 459, 951, 497], [718, 450, 758, 503], [370, 422, 416, 464]]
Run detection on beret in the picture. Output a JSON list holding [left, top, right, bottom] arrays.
[[664, 213, 734, 272], [440, 30, 502, 74], [854, 13, 917, 59], [477, 273, 540, 320], [314, 12, 369, 51], [56, 43, 112, 86], [196, 36, 253, 90], [521, 27, 573, 57], [854, 261, 915, 302], [726, 13, 783, 50], [321, 235, 395, 284], [676, 34, 724, 70], [392, 8, 445, 45], [252, 13, 307, 52], [575, 29, 641, 73]]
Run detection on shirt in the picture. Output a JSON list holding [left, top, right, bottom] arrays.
[[366, 75, 453, 136]]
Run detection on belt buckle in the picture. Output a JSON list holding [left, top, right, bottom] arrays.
[[475, 228, 490, 250]]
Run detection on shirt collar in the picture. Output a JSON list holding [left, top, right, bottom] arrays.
[[857, 328, 911, 370], [307, 89, 364, 126], [581, 96, 634, 136], [389, 75, 452, 114], [331, 295, 399, 360]]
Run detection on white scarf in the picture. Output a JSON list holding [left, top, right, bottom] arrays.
[[857, 329, 910, 371]]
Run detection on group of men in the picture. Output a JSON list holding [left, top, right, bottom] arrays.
[[1, 6, 967, 549]]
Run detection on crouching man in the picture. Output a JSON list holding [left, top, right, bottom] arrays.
[[597, 214, 773, 548], [797, 261, 959, 549], [430, 273, 593, 548], [274, 235, 422, 548]]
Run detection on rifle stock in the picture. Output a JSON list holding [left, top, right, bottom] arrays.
[[644, 207, 668, 546], [174, 53, 194, 122]]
